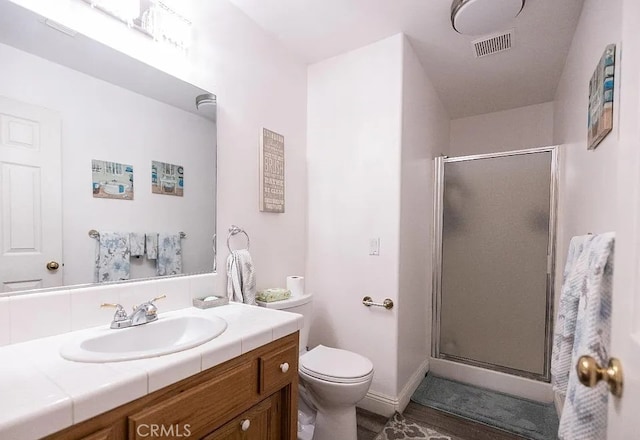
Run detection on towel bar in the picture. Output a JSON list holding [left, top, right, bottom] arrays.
[[89, 230, 186, 239], [227, 225, 250, 252], [362, 296, 394, 310]]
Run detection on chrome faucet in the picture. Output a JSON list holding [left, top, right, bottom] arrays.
[[101, 295, 166, 329]]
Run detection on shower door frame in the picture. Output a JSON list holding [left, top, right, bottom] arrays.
[[431, 146, 559, 382]]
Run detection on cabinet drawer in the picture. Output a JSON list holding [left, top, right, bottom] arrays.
[[259, 342, 298, 396], [129, 361, 257, 439], [203, 393, 281, 440]]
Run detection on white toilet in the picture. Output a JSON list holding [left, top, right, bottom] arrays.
[[257, 293, 374, 440]]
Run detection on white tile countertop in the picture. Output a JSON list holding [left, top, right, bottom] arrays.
[[0, 303, 303, 440]]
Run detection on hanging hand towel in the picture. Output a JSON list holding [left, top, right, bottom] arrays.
[[551, 234, 591, 401], [558, 232, 615, 440], [95, 232, 131, 283], [226, 249, 256, 305], [146, 232, 158, 260], [157, 232, 183, 276], [129, 232, 146, 258]]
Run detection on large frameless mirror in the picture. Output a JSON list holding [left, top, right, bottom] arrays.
[[0, 0, 217, 296]]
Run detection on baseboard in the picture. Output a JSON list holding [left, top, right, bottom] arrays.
[[398, 358, 430, 413], [357, 358, 430, 418]]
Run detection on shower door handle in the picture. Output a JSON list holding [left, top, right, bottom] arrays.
[[576, 355, 623, 397]]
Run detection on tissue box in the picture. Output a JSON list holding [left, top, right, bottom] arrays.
[[192, 296, 229, 309]]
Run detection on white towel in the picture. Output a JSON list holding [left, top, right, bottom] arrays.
[[558, 232, 615, 440], [129, 232, 146, 257], [551, 234, 591, 401], [157, 232, 183, 276], [95, 232, 130, 283], [226, 249, 256, 305], [146, 232, 158, 260]]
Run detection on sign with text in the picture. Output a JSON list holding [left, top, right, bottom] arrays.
[[259, 128, 285, 213]]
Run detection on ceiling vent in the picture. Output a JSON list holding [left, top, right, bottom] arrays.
[[472, 30, 513, 58]]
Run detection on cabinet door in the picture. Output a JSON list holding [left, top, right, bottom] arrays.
[[204, 393, 281, 440]]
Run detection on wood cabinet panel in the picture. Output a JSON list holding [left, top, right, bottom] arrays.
[[128, 362, 257, 439]]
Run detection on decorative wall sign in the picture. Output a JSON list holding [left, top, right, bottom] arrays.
[[92, 159, 134, 200], [152, 161, 184, 196], [259, 128, 285, 213], [588, 44, 616, 150]]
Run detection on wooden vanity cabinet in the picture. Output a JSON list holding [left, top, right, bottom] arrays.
[[45, 332, 298, 440]]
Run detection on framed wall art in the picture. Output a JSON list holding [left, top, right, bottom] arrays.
[[259, 128, 285, 213], [588, 44, 615, 150]]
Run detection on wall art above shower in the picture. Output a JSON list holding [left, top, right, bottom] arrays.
[[259, 127, 285, 213], [587, 44, 616, 150], [91, 159, 134, 200], [152, 160, 184, 196]]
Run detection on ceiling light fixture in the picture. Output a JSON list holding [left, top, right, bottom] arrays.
[[451, 0, 525, 35]]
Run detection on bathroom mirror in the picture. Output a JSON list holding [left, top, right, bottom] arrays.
[[0, 1, 217, 295]]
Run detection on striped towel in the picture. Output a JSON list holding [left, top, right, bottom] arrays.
[[558, 232, 615, 440]]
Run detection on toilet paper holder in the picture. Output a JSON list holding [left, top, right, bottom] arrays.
[[362, 296, 394, 310]]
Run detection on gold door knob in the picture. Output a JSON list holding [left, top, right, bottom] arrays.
[[576, 355, 623, 397], [46, 261, 60, 271]]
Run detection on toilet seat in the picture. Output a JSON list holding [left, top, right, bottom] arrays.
[[299, 345, 374, 384]]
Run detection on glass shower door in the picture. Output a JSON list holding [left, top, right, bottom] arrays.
[[434, 148, 556, 380]]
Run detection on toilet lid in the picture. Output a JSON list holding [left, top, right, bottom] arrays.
[[299, 345, 373, 384]]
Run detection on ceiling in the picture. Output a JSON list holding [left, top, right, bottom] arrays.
[[227, 0, 585, 118]]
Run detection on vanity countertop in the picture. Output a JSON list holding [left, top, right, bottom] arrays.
[[0, 303, 303, 440]]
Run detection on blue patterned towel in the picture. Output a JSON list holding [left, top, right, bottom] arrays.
[[226, 249, 256, 305], [558, 232, 614, 440], [129, 232, 146, 257], [157, 232, 182, 276], [95, 232, 130, 283], [146, 232, 158, 260], [551, 235, 591, 401]]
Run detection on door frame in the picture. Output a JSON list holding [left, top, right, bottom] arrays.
[[431, 146, 559, 382]]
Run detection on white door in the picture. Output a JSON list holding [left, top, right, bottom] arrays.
[[606, 0, 640, 435], [0, 95, 62, 293]]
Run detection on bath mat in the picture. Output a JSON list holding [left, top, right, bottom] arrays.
[[410, 374, 558, 440], [374, 412, 452, 440]]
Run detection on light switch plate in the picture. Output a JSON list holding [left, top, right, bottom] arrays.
[[369, 238, 380, 256]]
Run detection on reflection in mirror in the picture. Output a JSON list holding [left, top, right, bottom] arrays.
[[0, 1, 216, 296]]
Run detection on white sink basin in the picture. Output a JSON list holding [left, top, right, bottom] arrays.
[[60, 315, 227, 363]]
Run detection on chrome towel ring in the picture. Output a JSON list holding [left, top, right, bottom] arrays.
[[227, 225, 250, 252]]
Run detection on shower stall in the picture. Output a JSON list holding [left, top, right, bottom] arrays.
[[431, 147, 558, 401]]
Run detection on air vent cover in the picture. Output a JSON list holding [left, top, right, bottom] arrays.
[[472, 30, 513, 58]]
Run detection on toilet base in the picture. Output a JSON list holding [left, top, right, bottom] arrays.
[[312, 405, 357, 440]]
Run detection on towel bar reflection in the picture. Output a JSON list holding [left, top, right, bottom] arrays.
[[362, 296, 394, 310], [88, 230, 186, 239]]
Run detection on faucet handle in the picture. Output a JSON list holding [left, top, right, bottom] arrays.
[[151, 294, 167, 303], [100, 303, 128, 321]]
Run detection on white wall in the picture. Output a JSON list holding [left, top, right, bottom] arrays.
[[0, 43, 216, 285], [450, 102, 554, 156], [307, 34, 403, 402], [397, 38, 449, 399], [307, 34, 449, 413], [7, 0, 308, 292], [552, 0, 621, 296]]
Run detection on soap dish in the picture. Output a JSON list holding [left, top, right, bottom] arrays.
[[193, 296, 229, 309]]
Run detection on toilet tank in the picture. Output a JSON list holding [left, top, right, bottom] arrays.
[[256, 293, 313, 353]]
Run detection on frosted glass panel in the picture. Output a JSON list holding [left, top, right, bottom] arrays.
[[440, 152, 552, 375]]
